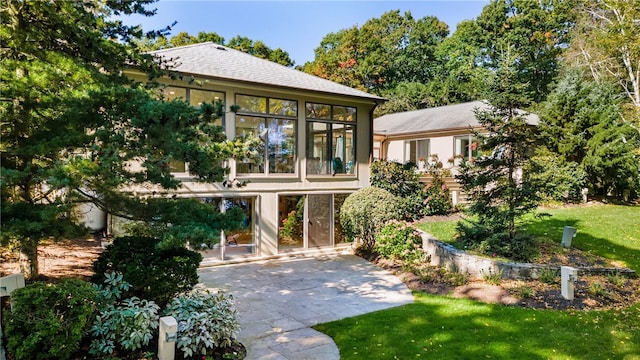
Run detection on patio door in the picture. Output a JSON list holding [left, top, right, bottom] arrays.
[[308, 194, 332, 247]]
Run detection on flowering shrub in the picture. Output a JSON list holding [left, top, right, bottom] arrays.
[[164, 286, 240, 358], [423, 155, 453, 216], [375, 220, 424, 262]]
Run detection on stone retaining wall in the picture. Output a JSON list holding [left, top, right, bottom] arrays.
[[419, 230, 637, 280]]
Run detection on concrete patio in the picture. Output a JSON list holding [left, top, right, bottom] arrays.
[[198, 253, 414, 359]]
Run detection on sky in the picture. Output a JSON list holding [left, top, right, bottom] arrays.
[[122, 0, 491, 66]]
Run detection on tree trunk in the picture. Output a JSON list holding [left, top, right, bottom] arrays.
[[18, 238, 39, 280]]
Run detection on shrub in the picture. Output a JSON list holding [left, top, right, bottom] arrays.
[[370, 160, 425, 220], [164, 286, 240, 358], [4, 278, 96, 360], [375, 220, 424, 262], [530, 150, 587, 203], [91, 236, 202, 306], [423, 155, 453, 216], [456, 221, 539, 262], [423, 175, 452, 216], [340, 187, 403, 250], [481, 268, 503, 285], [90, 272, 160, 356]]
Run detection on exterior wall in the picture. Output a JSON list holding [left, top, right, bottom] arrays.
[[119, 72, 378, 260]]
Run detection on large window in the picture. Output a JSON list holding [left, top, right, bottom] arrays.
[[200, 197, 256, 260], [277, 193, 351, 252], [235, 95, 297, 175], [306, 103, 356, 175], [454, 135, 479, 162], [405, 139, 430, 170], [161, 86, 225, 173]]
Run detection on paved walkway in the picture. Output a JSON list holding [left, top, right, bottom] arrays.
[[198, 253, 414, 360]]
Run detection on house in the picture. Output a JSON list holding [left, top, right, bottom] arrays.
[[373, 101, 539, 203], [115, 42, 384, 261]]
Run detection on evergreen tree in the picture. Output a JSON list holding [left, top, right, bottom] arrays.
[[1, 0, 256, 279], [455, 53, 542, 261], [539, 68, 639, 197]]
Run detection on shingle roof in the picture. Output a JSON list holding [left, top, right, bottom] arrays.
[[149, 42, 384, 102], [374, 101, 539, 136]]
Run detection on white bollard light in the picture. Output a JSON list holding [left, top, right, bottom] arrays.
[[561, 266, 578, 300], [561, 226, 577, 248], [158, 316, 178, 360]]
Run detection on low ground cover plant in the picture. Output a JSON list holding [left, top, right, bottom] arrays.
[[164, 286, 240, 358]]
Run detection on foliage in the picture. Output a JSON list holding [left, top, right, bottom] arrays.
[[340, 187, 403, 250], [369, 160, 426, 220], [139, 31, 295, 66], [164, 286, 240, 358], [470, 0, 577, 103], [569, 0, 640, 113], [455, 55, 543, 261], [0, 1, 257, 279], [423, 155, 453, 216], [374, 220, 424, 262], [4, 278, 97, 360], [91, 236, 202, 307], [302, 10, 449, 94], [538, 68, 639, 197], [481, 268, 503, 285], [538, 267, 558, 285], [90, 272, 160, 356], [529, 149, 588, 203]]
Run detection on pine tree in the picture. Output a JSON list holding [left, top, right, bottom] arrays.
[[1, 1, 254, 279], [455, 53, 542, 261]]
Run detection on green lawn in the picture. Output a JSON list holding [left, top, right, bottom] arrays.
[[417, 204, 640, 271], [314, 292, 640, 360], [316, 204, 640, 360]]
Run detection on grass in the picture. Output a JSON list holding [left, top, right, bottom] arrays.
[[314, 292, 640, 360], [417, 204, 640, 271], [315, 204, 640, 359]]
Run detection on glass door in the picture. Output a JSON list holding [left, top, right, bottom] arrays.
[[308, 194, 332, 247]]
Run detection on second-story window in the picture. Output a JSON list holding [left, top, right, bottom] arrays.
[[306, 103, 356, 175], [235, 95, 298, 175], [161, 86, 225, 174]]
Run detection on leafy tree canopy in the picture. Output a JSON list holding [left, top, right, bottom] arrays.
[[138, 31, 294, 67]]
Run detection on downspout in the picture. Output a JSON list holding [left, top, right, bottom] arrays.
[[368, 101, 381, 185]]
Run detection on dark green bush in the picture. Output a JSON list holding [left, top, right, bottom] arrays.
[[456, 220, 539, 262], [4, 278, 96, 360], [340, 187, 403, 250], [91, 236, 202, 307], [530, 150, 587, 203], [370, 160, 425, 220], [375, 220, 424, 262]]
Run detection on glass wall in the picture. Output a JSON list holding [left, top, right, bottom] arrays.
[[308, 194, 331, 247], [222, 197, 256, 258], [278, 195, 305, 251], [235, 95, 297, 175], [278, 193, 352, 252], [306, 102, 356, 175]]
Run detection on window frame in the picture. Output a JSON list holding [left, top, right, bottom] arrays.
[[305, 102, 357, 177], [235, 94, 299, 177]]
